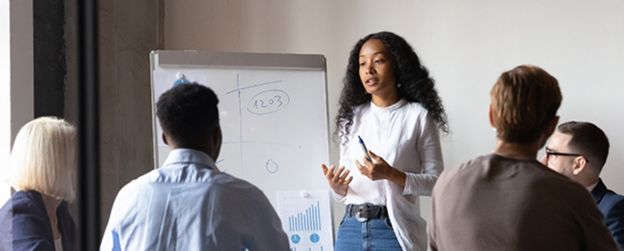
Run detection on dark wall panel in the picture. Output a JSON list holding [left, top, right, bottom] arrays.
[[33, 0, 65, 117]]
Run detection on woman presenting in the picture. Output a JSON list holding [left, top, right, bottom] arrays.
[[322, 31, 447, 251]]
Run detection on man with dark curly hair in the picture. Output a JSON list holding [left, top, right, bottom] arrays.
[[101, 83, 289, 250]]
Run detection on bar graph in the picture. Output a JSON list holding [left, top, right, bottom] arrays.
[[288, 201, 321, 232]]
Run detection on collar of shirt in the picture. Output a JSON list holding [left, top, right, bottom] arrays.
[[152, 148, 220, 183], [163, 148, 218, 170], [586, 181, 599, 192], [369, 98, 407, 113]]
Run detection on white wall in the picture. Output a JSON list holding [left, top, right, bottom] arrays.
[[0, 0, 34, 205], [0, 0, 11, 204], [163, 0, 624, 223], [9, 0, 33, 140]]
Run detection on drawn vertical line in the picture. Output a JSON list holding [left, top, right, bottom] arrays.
[[237, 73, 244, 174]]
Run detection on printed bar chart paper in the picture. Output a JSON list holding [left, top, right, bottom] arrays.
[[277, 190, 333, 251]]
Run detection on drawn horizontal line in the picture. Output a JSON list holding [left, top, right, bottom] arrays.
[[222, 140, 297, 148], [225, 80, 283, 94]]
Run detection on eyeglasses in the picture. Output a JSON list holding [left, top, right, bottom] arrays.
[[544, 147, 589, 163]]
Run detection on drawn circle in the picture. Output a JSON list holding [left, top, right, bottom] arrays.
[[309, 233, 320, 243], [246, 89, 290, 115], [291, 234, 301, 244], [266, 159, 279, 174]]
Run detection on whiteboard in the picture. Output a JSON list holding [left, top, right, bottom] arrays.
[[150, 51, 330, 206]]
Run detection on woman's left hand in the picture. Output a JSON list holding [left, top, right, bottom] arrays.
[[355, 150, 406, 188]]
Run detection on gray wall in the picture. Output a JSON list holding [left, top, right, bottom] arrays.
[[163, 0, 624, 224], [65, 0, 163, 231], [97, 0, 162, 230], [59, 0, 624, 234]]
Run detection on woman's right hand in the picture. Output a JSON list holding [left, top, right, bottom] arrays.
[[320, 164, 353, 196]]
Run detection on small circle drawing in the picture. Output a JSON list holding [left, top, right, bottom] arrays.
[[266, 159, 279, 174], [291, 234, 301, 244], [309, 233, 320, 243]]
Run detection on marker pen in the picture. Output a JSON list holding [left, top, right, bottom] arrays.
[[357, 135, 372, 161]]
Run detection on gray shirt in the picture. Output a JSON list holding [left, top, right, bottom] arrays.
[[429, 154, 617, 251]]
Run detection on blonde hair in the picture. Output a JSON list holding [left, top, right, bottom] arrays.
[[491, 65, 562, 144], [9, 117, 76, 202]]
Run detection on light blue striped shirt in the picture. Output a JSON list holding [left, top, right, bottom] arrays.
[[100, 148, 289, 251]]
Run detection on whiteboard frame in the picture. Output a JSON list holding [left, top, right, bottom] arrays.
[[149, 50, 329, 170]]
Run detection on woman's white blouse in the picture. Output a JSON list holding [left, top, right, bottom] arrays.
[[335, 99, 444, 251]]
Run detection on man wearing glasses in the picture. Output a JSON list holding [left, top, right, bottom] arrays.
[[543, 121, 624, 250]]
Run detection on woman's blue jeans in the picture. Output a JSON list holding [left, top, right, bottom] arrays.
[[334, 214, 402, 251]]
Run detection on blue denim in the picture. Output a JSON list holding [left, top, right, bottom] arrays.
[[334, 214, 402, 251]]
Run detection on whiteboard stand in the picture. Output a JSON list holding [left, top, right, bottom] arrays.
[[149, 50, 331, 209]]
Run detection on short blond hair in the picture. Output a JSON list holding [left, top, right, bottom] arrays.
[[9, 117, 76, 201], [491, 65, 562, 144]]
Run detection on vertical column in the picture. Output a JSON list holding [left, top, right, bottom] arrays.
[[33, 0, 65, 118], [9, 0, 34, 138], [76, 0, 100, 248], [0, 0, 11, 205], [1, 0, 34, 205], [94, 0, 162, 233]]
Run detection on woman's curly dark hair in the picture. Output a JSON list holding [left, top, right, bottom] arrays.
[[336, 31, 449, 141]]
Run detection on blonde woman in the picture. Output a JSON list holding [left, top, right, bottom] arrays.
[[0, 117, 76, 251]]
